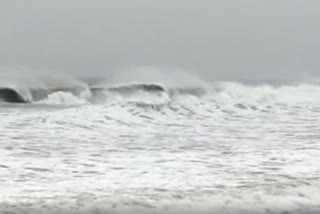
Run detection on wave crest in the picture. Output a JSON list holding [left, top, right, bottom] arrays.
[[2, 81, 320, 105]]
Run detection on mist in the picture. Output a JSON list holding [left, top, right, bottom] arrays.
[[0, 0, 319, 83]]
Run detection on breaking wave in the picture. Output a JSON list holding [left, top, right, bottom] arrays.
[[1, 66, 320, 106], [2, 69, 320, 214], [1, 81, 320, 106]]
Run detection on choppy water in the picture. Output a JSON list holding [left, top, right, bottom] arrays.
[[1, 82, 320, 214]]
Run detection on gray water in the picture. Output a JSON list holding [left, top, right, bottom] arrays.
[[1, 82, 320, 214]]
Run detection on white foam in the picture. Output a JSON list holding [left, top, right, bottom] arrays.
[[1, 80, 320, 214], [38, 91, 88, 105], [1, 185, 319, 214], [212, 82, 320, 104]]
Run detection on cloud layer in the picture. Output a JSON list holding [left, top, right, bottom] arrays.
[[0, 1, 319, 82]]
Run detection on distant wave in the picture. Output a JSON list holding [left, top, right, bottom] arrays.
[[1, 81, 320, 106], [0, 83, 167, 104], [0, 88, 27, 103]]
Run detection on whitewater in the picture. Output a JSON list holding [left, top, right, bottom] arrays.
[[1, 76, 320, 214]]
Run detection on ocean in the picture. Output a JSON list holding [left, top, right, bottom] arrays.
[[0, 80, 320, 214]]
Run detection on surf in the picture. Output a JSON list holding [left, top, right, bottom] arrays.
[[0, 83, 168, 104]]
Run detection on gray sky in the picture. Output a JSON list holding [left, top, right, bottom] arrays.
[[0, 0, 319, 83]]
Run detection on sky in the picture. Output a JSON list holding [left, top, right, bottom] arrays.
[[0, 0, 319, 83]]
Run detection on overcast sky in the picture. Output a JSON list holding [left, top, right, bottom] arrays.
[[0, 0, 319, 82]]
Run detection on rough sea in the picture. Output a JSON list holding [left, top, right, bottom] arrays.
[[1, 78, 320, 214]]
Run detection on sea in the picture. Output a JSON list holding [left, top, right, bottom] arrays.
[[0, 76, 320, 214]]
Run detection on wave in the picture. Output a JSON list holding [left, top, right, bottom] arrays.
[[2, 81, 320, 106], [0, 88, 27, 103], [0, 83, 168, 104]]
